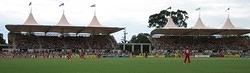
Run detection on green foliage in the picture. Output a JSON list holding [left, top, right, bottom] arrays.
[[0, 33, 6, 44], [148, 7, 189, 28], [129, 33, 150, 43], [0, 39, 5, 45]]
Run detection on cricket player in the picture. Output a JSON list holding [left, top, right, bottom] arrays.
[[67, 50, 72, 61], [79, 50, 85, 60], [183, 46, 191, 64], [96, 50, 101, 59]]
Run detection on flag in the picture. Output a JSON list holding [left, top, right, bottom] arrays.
[[59, 3, 64, 7], [90, 4, 96, 7], [226, 8, 230, 11], [167, 7, 171, 10], [196, 7, 201, 11], [29, 2, 32, 6]]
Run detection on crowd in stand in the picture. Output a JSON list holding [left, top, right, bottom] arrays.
[[152, 36, 250, 50], [0, 33, 126, 58], [1, 48, 250, 58], [0, 49, 131, 58], [10, 33, 117, 49]]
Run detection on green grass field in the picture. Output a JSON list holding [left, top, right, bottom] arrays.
[[0, 58, 250, 73]]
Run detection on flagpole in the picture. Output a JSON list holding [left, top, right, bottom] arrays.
[[29, 2, 32, 13], [226, 0, 230, 18], [59, 3, 65, 15], [94, 6, 96, 16], [226, 8, 230, 18], [199, 8, 201, 18], [227, 9, 230, 18], [62, 5, 64, 14], [196, 7, 201, 18], [90, 4, 96, 16], [93, 0, 96, 16], [31, 4, 32, 13]]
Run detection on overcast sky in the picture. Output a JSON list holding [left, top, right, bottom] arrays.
[[0, 0, 250, 43]]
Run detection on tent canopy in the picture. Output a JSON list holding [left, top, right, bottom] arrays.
[[222, 17, 236, 29], [23, 12, 38, 25], [7, 11, 123, 34], [5, 25, 124, 34], [56, 13, 71, 26], [151, 28, 250, 36], [151, 16, 250, 36], [192, 17, 209, 29], [162, 18, 184, 29], [88, 16, 103, 27]]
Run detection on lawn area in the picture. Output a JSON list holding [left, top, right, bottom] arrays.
[[0, 58, 250, 73]]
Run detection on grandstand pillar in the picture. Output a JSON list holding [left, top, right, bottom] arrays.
[[45, 32, 47, 36], [149, 45, 152, 53], [132, 44, 134, 52], [39, 38, 42, 49], [123, 44, 125, 50], [140, 44, 143, 53], [12, 36, 16, 49]]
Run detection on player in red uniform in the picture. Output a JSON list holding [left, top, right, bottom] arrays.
[[67, 50, 72, 61], [79, 49, 85, 60], [96, 50, 101, 59], [183, 46, 191, 64]]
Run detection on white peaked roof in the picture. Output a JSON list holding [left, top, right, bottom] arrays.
[[222, 17, 236, 29], [88, 16, 103, 27], [23, 12, 38, 25], [192, 17, 208, 29], [57, 13, 71, 26], [163, 18, 181, 29]]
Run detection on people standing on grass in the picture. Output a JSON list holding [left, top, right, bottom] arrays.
[[79, 49, 85, 60], [67, 50, 72, 61], [96, 50, 101, 59], [183, 46, 191, 64], [145, 51, 148, 58]]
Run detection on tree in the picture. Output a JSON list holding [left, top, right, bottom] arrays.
[[0, 33, 6, 49], [148, 7, 189, 28], [129, 33, 151, 43], [0, 39, 5, 45], [0, 33, 5, 45]]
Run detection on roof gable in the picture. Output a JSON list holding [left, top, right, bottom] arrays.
[[88, 16, 103, 27], [192, 17, 207, 29], [57, 13, 71, 26], [222, 17, 236, 29], [162, 18, 180, 29], [23, 12, 38, 25]]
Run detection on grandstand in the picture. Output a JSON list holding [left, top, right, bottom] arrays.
[[4, 12, 250, 58], [149, 16, 250, 57], [5, 9, 124, 52]]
